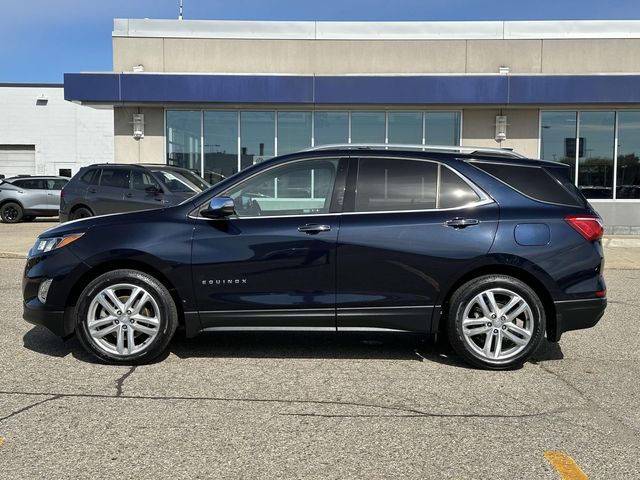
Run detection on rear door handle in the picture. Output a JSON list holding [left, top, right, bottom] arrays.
[[445, 217, 480, 228], [298, 224, 331, 234]]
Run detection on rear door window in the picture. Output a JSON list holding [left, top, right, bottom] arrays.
[[471, 162, 582, 206], [355, 158, 437, 212], [99, 168, 131, 189], [46, 179, 68, 190]]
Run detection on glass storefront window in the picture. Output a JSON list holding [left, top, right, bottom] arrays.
[[425, 112, 461, 146], [314, 111, 349, 146], [617, 112, 640, 199], [203, 111, 238, 185], [166, 111, 201, 173], [578, 112, 615, 199], [387, 112, 423, 144], [351, 112, 385, 143], [540, 112, 578, 179], [277, 112, 312, 155], [240, 112, 275, 170]]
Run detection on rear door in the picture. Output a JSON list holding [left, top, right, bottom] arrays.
[[336, 156, 499, 333], [44, 178, 67, 210]]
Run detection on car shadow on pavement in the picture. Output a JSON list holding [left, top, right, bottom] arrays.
[[23, 326, 563, 368], [169, 331, 475, 369]]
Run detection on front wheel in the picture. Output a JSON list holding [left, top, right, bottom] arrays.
[[75, 269, 178, 364], [447, 275, 545, 370]]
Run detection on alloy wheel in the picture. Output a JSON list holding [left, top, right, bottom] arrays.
[[3, 206, 19, 221], [86, 283, 161, 356], [461, 287, 534, 362]]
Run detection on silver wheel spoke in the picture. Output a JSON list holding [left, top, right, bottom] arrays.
[[126, 326, 136, 354], [485, 291, 500, 316], [131, 323, 157, 336], [493, 330, 503, 358], [505, 322, 532, 342], [116, 326, 125, 354], [105, 289, 125, 312], [91, 324, 118, 338], [507, 303, 528, 322], [96, 294, 118, 316], [131, 292, 151, 315], [502, 327, 529, 346], [476, 295, 492, 318], [131, 314, 159, 327], [500, 295, 523, 317], [483, 332, 493, 356], [88, 315, 117, 329]]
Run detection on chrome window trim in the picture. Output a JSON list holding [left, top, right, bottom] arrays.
[[189, 154, 494, 220]]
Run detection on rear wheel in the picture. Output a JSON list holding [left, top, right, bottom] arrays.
[[447, 275, 545, 370], [1, 202, 23, 223], [75, 269, 178, 364], [70, 207, 93, 220]]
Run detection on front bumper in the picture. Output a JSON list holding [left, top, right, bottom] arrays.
[[550, 297, 607, 341], [23, 298, 72, 337]]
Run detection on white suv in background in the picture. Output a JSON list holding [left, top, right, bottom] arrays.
[[0, 176, 68, 223]]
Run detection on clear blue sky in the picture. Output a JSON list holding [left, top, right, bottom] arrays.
[[1, 0, 639, 83]]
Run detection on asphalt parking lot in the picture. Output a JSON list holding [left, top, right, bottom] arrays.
[[1, 222, 639, 479]]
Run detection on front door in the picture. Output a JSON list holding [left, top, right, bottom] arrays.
[[191, 157, 347, 330], [126, 169, 167, 211], [336, 156, 499, 332]]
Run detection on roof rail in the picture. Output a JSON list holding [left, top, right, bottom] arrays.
[[303, 143, 527, 159]]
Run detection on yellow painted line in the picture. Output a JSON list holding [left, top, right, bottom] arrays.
[[544, 451, 589, 480], [0, 436, 4, 447]]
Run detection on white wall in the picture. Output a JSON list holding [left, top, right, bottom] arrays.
[[0, 85, 113, 177]]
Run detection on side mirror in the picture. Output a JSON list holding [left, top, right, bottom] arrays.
[[201, 196, 235, 219]]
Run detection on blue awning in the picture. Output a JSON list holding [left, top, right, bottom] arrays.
[[64, 73, 640, 105]]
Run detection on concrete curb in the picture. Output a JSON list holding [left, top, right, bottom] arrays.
[[0, 253, 27, 259]]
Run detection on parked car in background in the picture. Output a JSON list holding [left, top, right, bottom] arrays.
[[0, 176, 68, 223], [24, 145, 606, 369], [59, 164, 210, 222]]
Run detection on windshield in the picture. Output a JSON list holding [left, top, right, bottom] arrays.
[[152, 169, 210, 193]]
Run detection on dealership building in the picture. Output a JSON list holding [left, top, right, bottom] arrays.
[[64, 19, 640, 231]]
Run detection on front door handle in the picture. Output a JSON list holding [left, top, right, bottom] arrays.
[[298, 224, 331, 234], [125, 192, 133, 198], [445, 217, 480, 228], [88, 188, 97, 193]]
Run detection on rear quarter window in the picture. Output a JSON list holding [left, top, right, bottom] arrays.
[[471, 162, 582, 207]]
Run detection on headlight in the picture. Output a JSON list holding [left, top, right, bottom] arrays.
[[30, 233, 84, 256]]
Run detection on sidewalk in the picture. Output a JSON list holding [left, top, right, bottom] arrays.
[[1, 220, 639, 269]]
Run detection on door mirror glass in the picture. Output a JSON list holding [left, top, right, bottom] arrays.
[[201, 196, 236, 218]]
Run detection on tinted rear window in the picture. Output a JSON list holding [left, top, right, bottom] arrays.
[[472, 162, 581, 206], [355, 158, 437, 212]]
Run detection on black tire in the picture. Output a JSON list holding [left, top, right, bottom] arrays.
[[1, 202, 24, 223], [22, 216, 36, 222], [70, 207, 93, 220], [75, 269, 178, 364], [447, 275, 545, 370]]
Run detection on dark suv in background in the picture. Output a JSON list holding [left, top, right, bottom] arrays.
[[60, 164, 210, 221], [24, 145, 606, 369]]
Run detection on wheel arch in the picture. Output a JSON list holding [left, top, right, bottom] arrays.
[[436, 263, 557, 341], [66, 258, 186, 330], [69, 203, 95, 216], [0, 198, 24, 209]]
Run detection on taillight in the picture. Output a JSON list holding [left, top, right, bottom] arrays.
[[564, 214, 604, 241]]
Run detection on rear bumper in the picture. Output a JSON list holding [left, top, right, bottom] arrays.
[[550, 297, 607, 341]]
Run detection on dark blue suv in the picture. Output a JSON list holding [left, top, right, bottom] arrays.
[[22, 145, 606, 369]]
